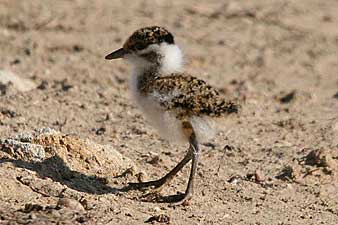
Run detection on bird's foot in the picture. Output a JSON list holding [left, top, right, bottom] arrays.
[[128, 179, 166, 192], [170, 192, 193, 206]]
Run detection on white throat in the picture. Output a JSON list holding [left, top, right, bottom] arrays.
[[158, 43, 183, 75], [125, 43, 183, 76]]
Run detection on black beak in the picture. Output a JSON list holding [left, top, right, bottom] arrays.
[[105, 48, 126, 60]]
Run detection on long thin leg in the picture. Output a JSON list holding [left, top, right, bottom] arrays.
[[177, 133, 200, 203], [128, 148, 193, 190], [128, 121, 200, 204]]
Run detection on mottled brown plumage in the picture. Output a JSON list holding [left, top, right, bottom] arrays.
[[141, 74, 239, 119]]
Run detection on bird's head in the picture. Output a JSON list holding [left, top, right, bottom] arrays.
[[105, 26, 183, 74]]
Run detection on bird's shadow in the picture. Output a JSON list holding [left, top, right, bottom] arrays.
[[138, 191, 187, 204], [0, 155, 124, 195], [0, 155, 185, 203]]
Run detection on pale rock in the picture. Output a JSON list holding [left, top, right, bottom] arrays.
[[0, 70, 36, 92]]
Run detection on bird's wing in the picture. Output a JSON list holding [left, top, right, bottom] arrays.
[[143, 74, 238, 118]]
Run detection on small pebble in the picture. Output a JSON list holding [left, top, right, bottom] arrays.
[[57, 198, 85, 212], [145, 214, 170, 224]]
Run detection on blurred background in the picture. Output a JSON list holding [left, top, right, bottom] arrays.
[[0, 0, 337, 224]]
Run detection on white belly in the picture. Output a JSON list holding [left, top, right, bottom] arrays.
[[132, 93, 216, 144], [135, 93, 187, 143]]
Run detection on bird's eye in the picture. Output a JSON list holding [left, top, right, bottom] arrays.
[[134, 43, 146, 50], [163, 33, 174, 44]]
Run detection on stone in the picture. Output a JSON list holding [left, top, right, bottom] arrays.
[[57, 198, 85, 212], [0, 70, 36, 93]]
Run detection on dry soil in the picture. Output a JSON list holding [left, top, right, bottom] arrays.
[[0, 0, 338, 224]]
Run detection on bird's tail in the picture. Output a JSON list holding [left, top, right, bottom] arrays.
[[222, 100, 241, 115]]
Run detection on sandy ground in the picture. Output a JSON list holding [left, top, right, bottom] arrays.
[[0, 0, 338, 224]]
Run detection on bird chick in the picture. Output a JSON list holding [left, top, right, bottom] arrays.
[[105, 26, 239, 203]]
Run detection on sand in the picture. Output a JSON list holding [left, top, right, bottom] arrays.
[[0, 0, 338, 224]]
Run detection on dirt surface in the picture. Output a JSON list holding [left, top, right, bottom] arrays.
[[1, 0, 338, 224]]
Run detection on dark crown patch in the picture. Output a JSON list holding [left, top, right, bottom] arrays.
[[123, 26, 174, 51]]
